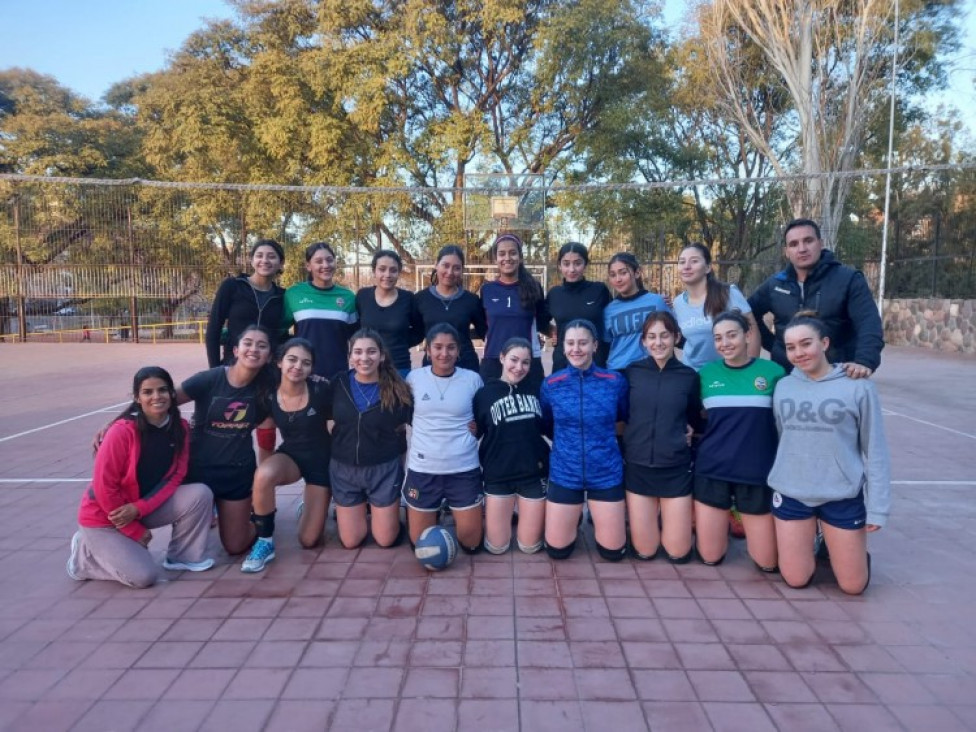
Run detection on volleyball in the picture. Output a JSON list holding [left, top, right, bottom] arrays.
[[414, 526, 458, 571]]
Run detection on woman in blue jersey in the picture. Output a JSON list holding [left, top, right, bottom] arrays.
[[404, 323, 485, 554], [694, 310, 783, 572], [355, 250, 423, 377], [769, 312, 890, 595], [673, 243, 759, 371], [545, 242, 611, 372], [240, 338, 333, 573], [604, 252, 670, 371], [282, 242, 358, 379], [479, 234, 549, 393], [541, 319, 628, 562]]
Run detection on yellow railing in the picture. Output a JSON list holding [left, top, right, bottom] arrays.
[[0, 320, 209, 344]]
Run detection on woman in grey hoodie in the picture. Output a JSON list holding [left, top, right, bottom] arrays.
[[768, 312, 890, 595]]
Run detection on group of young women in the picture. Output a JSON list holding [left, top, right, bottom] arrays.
[[70, 236, 889, 596]]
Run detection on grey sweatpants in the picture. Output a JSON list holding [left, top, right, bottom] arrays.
[[73, 482, 213, 588]]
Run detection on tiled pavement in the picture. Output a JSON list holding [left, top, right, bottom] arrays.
[[0, 343, 974, 731]]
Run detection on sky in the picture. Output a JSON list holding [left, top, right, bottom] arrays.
[[1, 0, 974, 126]]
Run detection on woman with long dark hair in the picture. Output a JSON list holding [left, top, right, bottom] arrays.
[[673, 243, 759, 371], [355, 249, 424, 377], [545, 242, 611, 372], [206, 239, 286, 367], [331, 329, 414, 549], [69, 367, 213, 587], [283, 242, 358, 378], [604, 252, 671, 370], [479, 234, 549, 392], [241, 337, 333, 573], [413, 245, 487, 373]]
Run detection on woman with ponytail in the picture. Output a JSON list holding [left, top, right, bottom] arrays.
[[480, 234, 549, 393], [546, 242, 611, 372], [673, 243, 759, 371]]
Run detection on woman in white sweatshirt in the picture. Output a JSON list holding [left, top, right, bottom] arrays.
[[767, 312, 890, 595]]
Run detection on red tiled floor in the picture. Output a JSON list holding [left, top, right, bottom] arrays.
[[457, 698, 519, 731]]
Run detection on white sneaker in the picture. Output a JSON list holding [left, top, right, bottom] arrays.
[[162, 557, 215, 572], [66, 531, 84, 581]]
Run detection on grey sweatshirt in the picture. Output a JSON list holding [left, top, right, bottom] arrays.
[[767, 364, 891, 527]]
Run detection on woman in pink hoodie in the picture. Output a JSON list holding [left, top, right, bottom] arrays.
[[69, 366, 214, 588]]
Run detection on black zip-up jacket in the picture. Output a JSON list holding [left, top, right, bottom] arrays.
[[546, 279, 611, 371], [747, 250, 884, 372], [623, 356, 704, 468], [473, 378, 550, 486], [206, 275, 285, 367], [330, 371, 413, 466]]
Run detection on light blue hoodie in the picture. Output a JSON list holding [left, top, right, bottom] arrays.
[[767, 364, 891, 527]]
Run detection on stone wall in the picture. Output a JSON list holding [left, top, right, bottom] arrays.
[[884, 299, 976, 353]]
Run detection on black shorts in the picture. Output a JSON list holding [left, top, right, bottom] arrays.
[[484, 478, 546, 501], [772, 490, 867, 530], [694, 475, 771, 515], [187, 464, 253, 502], [625, 463, 693, 499], [547, 481, 624, 505], [403, 468, 483, 511], [479, 357, 545, 395], [277, 447, 330, 487], [331, 457, 403, 508]]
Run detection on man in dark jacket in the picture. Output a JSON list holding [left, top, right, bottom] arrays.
[[748, 218, 883, 378]]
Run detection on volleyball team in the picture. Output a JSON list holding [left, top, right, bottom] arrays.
[[69, 227, 890, 597]]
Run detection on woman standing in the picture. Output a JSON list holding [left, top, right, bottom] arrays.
[[355, 249, 424, 376], [474, 337, 549, 554], [330, 329, 414, 549], [540, 319, 629, 561], [206, 240, 286, 367], [545, 242, 611, 372], [623, 313, 703, 562], [241, 338, 333, 573], [283, 242, 358, 379], [694, 311, 784, 571], [69, 367, 213, 587], [479, 234, 549, 393], [404, 324, 485, 554], [673, 243, 758, 371], [769, 312, 890, 595], [413, 245, 487, 373], [180, 326, 276, 555], [604, 252, 671, 371]]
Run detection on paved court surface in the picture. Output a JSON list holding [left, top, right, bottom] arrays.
[[0, 343, 973, 731]]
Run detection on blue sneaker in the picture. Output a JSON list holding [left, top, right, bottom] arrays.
[[241, 538, 275, 573]]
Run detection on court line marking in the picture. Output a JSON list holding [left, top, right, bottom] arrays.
[[0, 402, 128, 444], [882, 408, 976, 440]]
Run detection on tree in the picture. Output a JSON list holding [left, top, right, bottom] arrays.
[[698, 0, 962, 246]]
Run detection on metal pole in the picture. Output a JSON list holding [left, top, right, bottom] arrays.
[[877, 0, 900, 313], [13, 196, 27, 342], [127, 205, 139, 343]]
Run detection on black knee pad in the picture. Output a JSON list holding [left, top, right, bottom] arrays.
[[250, 510, 276, 538], [785, 572, 815, 589], [754, 562, 779, 574], [631, 544, 659, 561], [596, 541, 627, 562], [666, 547, 694, 565], [546, 540, 577, 560], [460, 542, 482, 555], [696, 546, 725, 566]]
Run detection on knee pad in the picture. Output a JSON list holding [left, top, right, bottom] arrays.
[[754, 562, 779, 574], [696, 546, 725, 566], [517, 538, 543, 555], [545, 540, 577, 560], [483, 538, 510, 555], [630, 542, 658, 561], [460, 542, 482, 555], [666, 547, 694, 565], [250, 510, 276, 539], [785, 572, 815, 589], [596, 541, 627, 562]]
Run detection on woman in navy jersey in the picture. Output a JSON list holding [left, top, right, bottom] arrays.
[[694, 311, 784, 572], [413, 245, 487, 373], [603, 252, 670, 371], [474, 337, 549, 554], [355, 250, 424, 377], [241, 338, 333, 573], [545, 242, 611, 372], [479, 234, 549, 393]]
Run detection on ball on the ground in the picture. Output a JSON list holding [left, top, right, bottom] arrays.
[[414, 526, 458, 571]]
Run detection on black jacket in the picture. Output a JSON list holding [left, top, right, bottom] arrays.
[[206, 275, 285, 367], [330, 371, 413, 466], [622, 356, 703, 468], [474, 378, 549, 485], [747, 250, 884, 372], [545, 279, 611, 371]]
